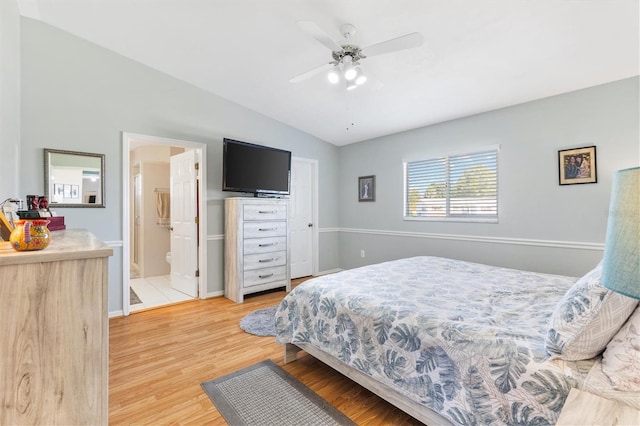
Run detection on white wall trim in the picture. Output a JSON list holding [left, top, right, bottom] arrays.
[[315, 268, 343, 276], [207, 234, 224, 241], [109, 290, 223, 317], [318, 227, 340, 233], [340, 227, 604, 251], [103, 240, 123, 247]]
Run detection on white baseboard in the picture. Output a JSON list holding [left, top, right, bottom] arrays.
[[315, 268, 343, 276]]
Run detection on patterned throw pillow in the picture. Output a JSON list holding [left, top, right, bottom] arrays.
[[602, 306, 640, 391], [545, 263, 638, 360]]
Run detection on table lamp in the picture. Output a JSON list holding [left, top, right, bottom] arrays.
[[602, 166, 640, 299]]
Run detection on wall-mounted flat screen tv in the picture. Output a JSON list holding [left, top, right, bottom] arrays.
[[222, 138, 291, 196]]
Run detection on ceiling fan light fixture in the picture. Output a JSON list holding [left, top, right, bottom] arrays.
[[355, 73, 367, 86], [327, 69, 340, 84], [344, 65, 357, 81], [342, 55, 357, 81], [292, 21, 423, 93]]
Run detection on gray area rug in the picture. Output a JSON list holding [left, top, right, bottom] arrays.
[[201, 359, 355, 426], [239, 305, 278, 336], [130, 287, 142, 305]]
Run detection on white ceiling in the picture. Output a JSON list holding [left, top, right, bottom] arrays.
[[17, 0, 639, 146]]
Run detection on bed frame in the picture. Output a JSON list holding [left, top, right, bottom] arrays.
[[284, 343, 453, 426]]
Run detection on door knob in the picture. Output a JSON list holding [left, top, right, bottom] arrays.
[[308, 223, 313, 228]]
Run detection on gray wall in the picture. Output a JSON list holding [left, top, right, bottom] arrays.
[[20, 18, 340, 315], [338, 77, 639, 276], [0, 0, 20, 199]]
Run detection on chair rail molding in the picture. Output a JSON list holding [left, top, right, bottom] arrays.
[[340, 227, 604, 251]]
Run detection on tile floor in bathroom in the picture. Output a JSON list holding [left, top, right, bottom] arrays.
[[129, 275, 195, 312]]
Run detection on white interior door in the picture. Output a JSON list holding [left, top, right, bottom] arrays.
[[290, 158, 314, 278], [170, 150, 198, 297]]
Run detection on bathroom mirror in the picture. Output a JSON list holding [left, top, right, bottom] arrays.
[[44, 149, 105, 208]]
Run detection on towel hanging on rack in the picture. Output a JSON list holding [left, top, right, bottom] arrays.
[[156, 191, 170, 227]]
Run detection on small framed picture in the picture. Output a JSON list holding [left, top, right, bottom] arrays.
[[54, 183, 64, 197], [558, 146, 597, 185], [26, 195, 40, 210], [71, 185, 79, 199], [358, 175, 375, 202], [64, 184, 72, 198]]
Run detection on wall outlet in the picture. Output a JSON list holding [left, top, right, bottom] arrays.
[[360, 250, 365, 258]]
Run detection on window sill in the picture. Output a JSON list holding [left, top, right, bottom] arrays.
[[403, 216, 498, 224]]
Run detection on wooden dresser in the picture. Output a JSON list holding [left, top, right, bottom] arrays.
[[0, 229, 112, 425], [224, 197, 290, 303]]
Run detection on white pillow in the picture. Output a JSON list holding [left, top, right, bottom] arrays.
[[602, 305, 640, 391], [545, 263, 638, 360]]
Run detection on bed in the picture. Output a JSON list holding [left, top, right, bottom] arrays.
[[275, 256, 639, 425]]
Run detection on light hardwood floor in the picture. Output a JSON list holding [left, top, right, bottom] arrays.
[[109, 280, 421, 425]]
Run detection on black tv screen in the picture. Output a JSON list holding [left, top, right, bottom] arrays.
[[222, 138, 291, 196]]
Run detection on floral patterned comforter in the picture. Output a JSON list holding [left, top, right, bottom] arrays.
[[275, 256, 595, 425]]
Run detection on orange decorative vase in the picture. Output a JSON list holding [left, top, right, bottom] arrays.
[[10, 219, 51, 251]]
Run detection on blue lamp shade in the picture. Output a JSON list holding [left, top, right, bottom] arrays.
[[602, 166, 640, 299]]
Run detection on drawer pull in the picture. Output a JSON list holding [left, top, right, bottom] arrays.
[[258, 210, 277, 214], [258, 273, 274, 279], [258, 258, 275, 263], [258, 227, 277, 232], [258, 243, 275, 247]]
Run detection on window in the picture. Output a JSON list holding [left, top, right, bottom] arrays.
[[404, 149, 498, 222]]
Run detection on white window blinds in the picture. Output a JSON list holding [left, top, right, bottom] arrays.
[[404, 149, 498, 221]]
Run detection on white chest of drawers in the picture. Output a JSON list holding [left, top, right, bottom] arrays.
[[224, 197, 291, 303]]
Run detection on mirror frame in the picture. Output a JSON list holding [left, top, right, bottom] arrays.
[[44, 148, 106, 208]]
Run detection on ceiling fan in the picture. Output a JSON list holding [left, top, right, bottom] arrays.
[[290, 21, 424, 90]]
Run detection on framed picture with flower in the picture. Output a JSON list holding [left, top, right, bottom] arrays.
[[358, 175, 375, 201]]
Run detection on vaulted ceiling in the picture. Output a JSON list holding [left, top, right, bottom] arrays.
[[17, 0, 639, 145]]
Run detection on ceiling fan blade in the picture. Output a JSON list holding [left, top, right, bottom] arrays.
[[298, 21, 343, 52], [361, 32, 424, 58], [289, 62, 334, 83]]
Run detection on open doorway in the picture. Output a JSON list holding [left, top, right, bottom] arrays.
[[122, 133, 207, 316]]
